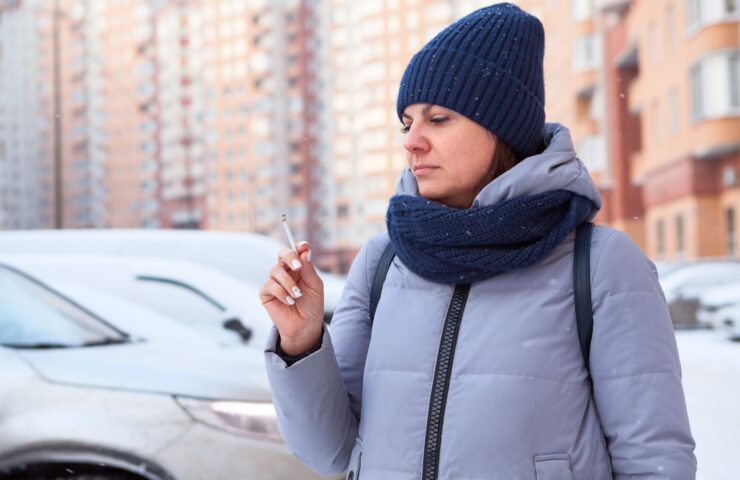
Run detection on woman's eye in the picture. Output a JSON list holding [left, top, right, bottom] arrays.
[[400, 124, 411, 134], [430, 116, 448, 124]]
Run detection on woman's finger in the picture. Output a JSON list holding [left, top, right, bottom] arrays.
[[259, 276, 297, 306], [270, 265, 303, 300], [278, 247, 303, 272]]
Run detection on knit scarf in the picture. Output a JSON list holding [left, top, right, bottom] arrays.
[[386, 190, 594, 284]]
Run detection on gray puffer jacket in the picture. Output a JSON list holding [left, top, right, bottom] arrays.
[[264, 124, 696, 479]]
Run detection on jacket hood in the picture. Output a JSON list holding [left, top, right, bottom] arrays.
[[395, 123, 602, 220]]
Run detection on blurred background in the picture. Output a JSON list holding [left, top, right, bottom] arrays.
[[0, 0, 735, 272], [0, 0, 738, 479]]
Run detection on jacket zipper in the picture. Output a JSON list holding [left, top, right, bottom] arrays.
[[421, 284, 471, 480]]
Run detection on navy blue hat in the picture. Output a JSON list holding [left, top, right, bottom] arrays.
[[397, 3, 546, 160]]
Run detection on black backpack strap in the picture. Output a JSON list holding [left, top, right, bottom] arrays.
[[370, 241, 396, 322], [574, 222, 595, 372]]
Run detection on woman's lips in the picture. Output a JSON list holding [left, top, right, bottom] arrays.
[[413, 165, 438, 176]]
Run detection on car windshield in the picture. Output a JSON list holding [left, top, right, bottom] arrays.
[[0, 266, 127, 348]]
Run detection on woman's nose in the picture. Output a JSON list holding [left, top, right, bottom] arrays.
[[404, 127, 430, 153]]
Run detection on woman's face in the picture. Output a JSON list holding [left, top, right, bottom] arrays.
[[401, 103, 498, 209]]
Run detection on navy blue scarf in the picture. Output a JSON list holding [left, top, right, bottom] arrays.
[[386, 190, 594, 284]]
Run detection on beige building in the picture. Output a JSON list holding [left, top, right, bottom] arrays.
[[196, 0, 329, 250], [516, 0, 738, 262], [624, 0, 739, 261], [323, 0, 494, 269], [1, 0, 328, 242], [0, 0, 51, 228]]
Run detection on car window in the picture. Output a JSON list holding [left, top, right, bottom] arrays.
[[128, 277, 226, 327], [0, 266, 126, 348]]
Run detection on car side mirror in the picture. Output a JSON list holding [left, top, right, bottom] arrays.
[[222, 317, 252, 343]]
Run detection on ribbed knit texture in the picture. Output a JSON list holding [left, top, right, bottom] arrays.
[[396, 3, 546, 159], [386, 191, 593, 284]]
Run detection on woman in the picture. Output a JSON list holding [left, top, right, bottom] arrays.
[[259, 3, 696, 479]]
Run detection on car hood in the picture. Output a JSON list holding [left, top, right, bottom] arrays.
[[13, 283, 272, 402], [18, 340, 272, 402]]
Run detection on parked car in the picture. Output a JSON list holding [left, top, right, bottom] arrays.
[[706, 303, 740, 340], [0, 229, 347, 322], [0, 253, 274, 348], [657, 261, 740, 327], [659, 261, 740, 304], [695, 281, 740, 340], [0, 262, 328, 480]]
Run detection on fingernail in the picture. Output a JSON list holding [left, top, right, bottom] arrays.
[[285, 296, 295, 305], [291, 259, 302, 270], [298, 241, 309, 248], [292, 286, 302, 298], [307, 250, 312, 263]]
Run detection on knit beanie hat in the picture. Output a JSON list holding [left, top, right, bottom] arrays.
[[396, 3, 546, 160]]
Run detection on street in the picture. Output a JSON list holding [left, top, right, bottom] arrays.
[[676, 330, 740, 479]]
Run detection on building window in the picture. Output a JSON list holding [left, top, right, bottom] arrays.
[[690, 50, 740, 120], [652, 101, 661, 141], [686, 0, 738, 32], [657, 219, 665, 259], [728, 207, 737, 256], [675, 215, 685, 258], [577, 135, 607, 171], [571, 0, 594, 21], [666, 4, 675, 47], [690, 65, 703, 118], [731, 51, 740, 107], [668, 88, 679, 134], [572, 33, 601, 72], [649, 22, 659, 63]]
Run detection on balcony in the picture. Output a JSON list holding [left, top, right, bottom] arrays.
[[574, 69, 597, 100]]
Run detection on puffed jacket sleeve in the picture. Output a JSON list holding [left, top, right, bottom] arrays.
[[263, 234, 388, 476], [589, 228, 697, 479]]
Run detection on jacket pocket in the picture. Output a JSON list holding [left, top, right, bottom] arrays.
[[346, 441, 363, 480], [534, 453, 574, 480]]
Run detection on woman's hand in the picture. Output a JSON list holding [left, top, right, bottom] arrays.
[[259, 241, 325, 356]]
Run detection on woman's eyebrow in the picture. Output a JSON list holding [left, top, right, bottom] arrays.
[[401, 104, 433, 120]]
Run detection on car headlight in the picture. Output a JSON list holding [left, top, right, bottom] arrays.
[[175, 397, 282, 442]]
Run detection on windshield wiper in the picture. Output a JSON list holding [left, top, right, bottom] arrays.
[[81, 337, 129, 347], [3, 337, 129, 350], [2, 342, 73, 349]]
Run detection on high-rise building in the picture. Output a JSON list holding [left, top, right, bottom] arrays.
[[0, 0, 328, 242], [0, 0, 51, 229], [196, 0, 327, 248], [322, 0, 493, 269]]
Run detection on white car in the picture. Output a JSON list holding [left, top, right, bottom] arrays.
[[0, 253, 274, 348], [659, 261, 740, 304], [695, 281, 740, 340], [0, 229, 347, 322], [0, 262, 327, 480], [706, 303, 740, 340]]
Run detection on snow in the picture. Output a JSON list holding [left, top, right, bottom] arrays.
[[675, 330, 740, 479]]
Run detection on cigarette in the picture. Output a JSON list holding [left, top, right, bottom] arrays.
[[281, 213, 297, 252]]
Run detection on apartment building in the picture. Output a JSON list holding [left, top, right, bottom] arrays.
[[623, 0, 739, 261], [198, 0, 327, 245], [322, 0, 493, 269], [0, 0, 328, 242], [0, 0, 51, 229], [518, 0, 738, 262]]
